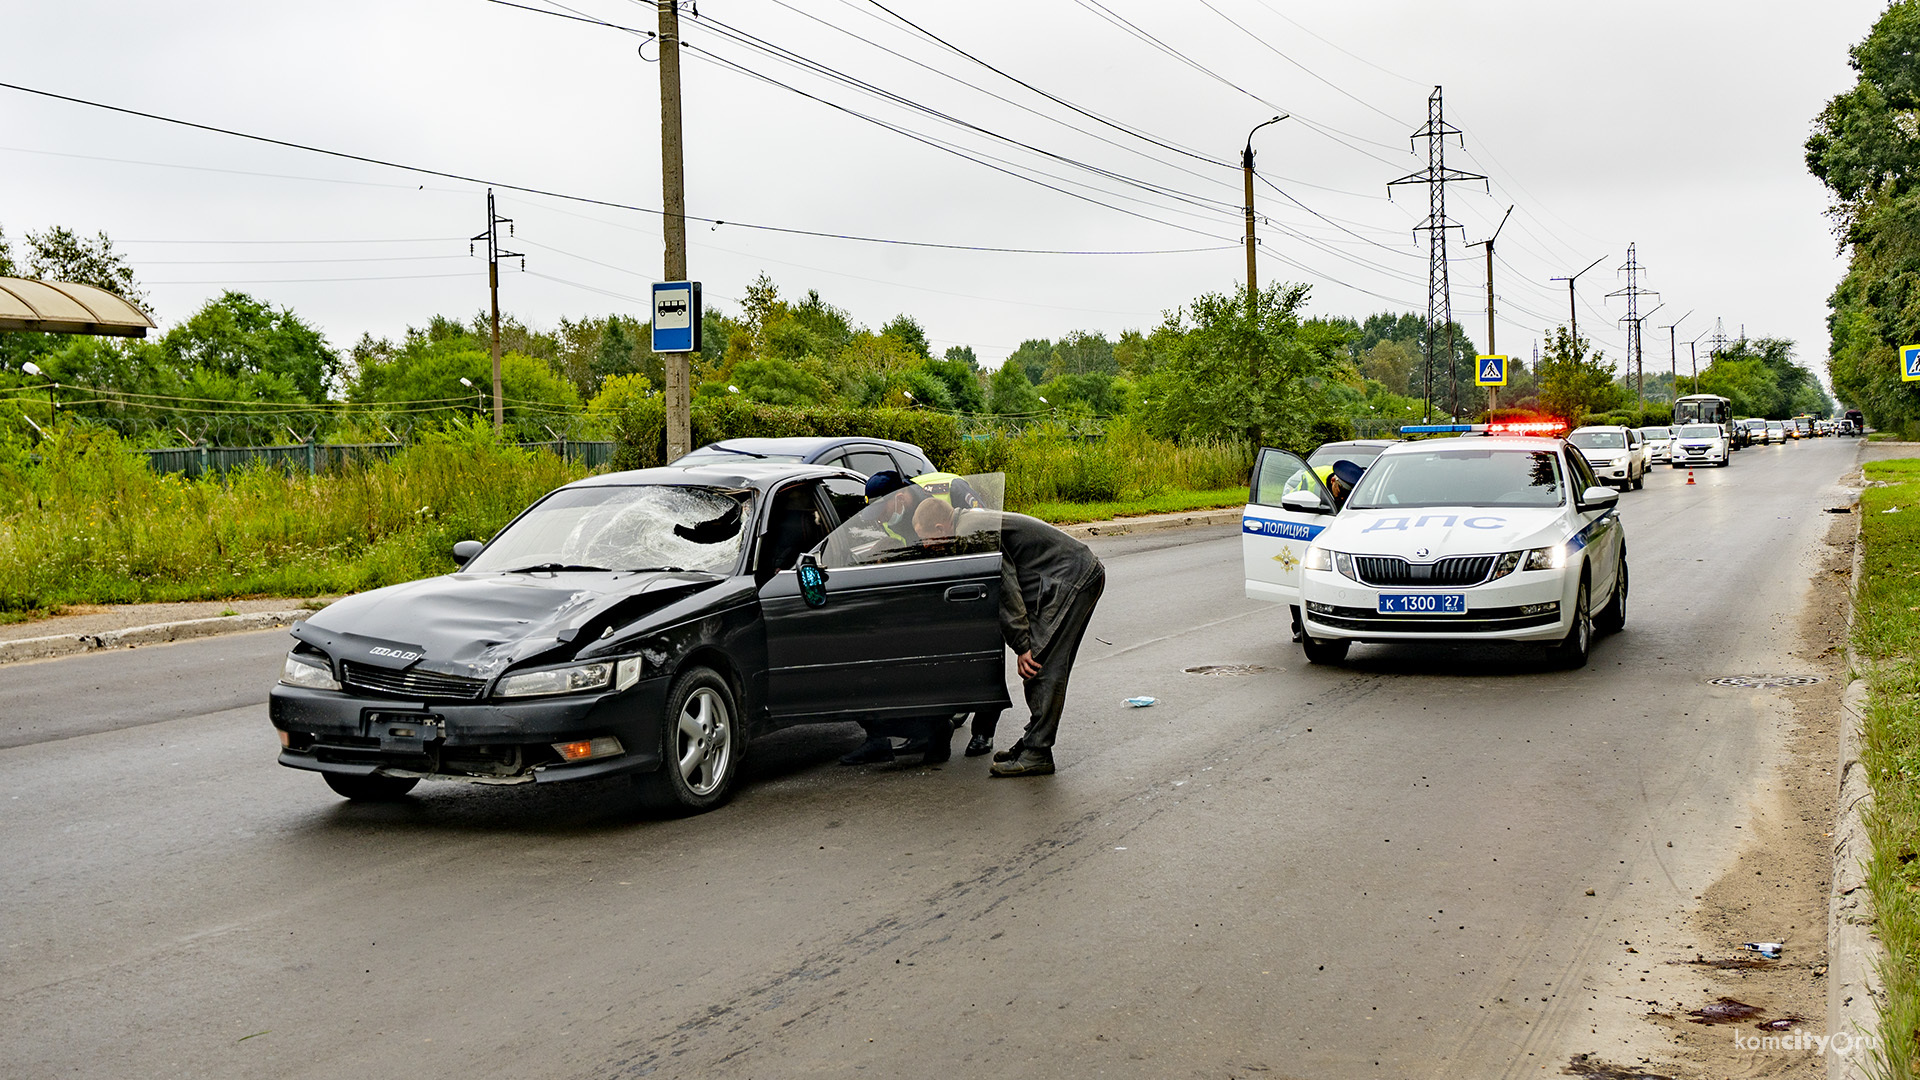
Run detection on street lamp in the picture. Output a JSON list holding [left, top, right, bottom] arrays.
[[1242, 114, 1289, 313], [21, 361, 53, 429], [459, 376, 481, 415], [1685, 329, 1710, 395]]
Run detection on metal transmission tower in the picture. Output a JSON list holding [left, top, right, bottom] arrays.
[[1389, 86, 1486, 421], [1707, 318, 1729, 361], [1607, 245, 1659, 407], [471, 188, 523, 435]]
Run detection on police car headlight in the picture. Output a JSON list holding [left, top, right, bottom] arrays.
[[1523, 545, 1568, 571], [1333, 552, 1356, 581], [1487, 550, 1524, 581], [1302, 545, 1332, 572]]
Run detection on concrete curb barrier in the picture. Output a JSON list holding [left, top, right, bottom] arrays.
[[0, 610, 313, 667], [1830, 488, 1889, 1080], [1060, 507, 1242, 539]]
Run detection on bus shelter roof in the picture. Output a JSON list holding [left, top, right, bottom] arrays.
[[0, 277, 155, 337]]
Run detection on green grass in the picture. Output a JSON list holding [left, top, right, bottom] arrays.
[[0, 428, 585, 615], [1020, 487, 1248, 525], [1854, 458, 1920, 1080]]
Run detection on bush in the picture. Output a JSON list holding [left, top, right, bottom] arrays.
[[610, 397, 962, 471]]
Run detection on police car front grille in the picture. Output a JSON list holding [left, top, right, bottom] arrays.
[[1310, 605, 1561, 634], [340, 662, 486, 701], [1353, 555, 1496, 588]]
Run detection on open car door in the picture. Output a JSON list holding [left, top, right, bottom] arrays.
[[1242, 447, 1338, 617], [757, 475, 1010, 727]]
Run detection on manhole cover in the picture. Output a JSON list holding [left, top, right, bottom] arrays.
[[1183, 664, 1267, 677], [1707, 675, 1823, 689]]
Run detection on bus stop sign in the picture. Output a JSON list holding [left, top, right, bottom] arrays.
[[1476, 354, 1508, 387], [652, 281, 702, 353], [1904, 343, 1920, 381]]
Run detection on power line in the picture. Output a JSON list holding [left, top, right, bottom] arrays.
[[0, 79, 1230, 257]]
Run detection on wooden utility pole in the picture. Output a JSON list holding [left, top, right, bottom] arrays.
[[659, 0, 691, 461], [1240, 116, 1285, 320], [472, 188, 520, 435]]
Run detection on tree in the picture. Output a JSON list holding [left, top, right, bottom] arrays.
[[19, 226, 146, 305], [879, 314, 930, 358], [942, 344, 978, 368], [987, 360, 1045, 415], [1006, 338, 1054, 386], [1137, 282, 1350, 451], [1535, 327, 1623, 423], [160, 292, 338, 402]]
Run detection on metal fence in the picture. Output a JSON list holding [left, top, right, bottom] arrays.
[[141, 440, 616, 479]]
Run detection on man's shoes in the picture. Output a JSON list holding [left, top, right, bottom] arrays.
[[838, 737, 896, 765], [964, 735, 994, 757], [989, 749, 1055, 778], [991, 740, 1026, 764]]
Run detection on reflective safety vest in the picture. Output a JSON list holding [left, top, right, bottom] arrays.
[[912, 471, 982, 509]]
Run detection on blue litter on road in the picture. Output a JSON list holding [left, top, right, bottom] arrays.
[[1124, 697, 1157, 708]]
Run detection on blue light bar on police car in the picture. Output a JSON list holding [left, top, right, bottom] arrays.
[[1399, 424, 1483, 434]]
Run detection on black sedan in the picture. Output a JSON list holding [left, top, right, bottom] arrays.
[[270, 462, 1011, 813]]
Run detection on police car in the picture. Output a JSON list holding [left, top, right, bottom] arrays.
[[1244, 424, 1626, 668]]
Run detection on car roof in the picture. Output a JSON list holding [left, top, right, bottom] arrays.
[[565, 460, 860, 493], [689, 436, 926, 457], [1568, 425, 1629, 433]]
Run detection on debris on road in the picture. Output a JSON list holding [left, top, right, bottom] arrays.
[[1123, 696, 1157, 708], [1740, 941, 1783, 959], [1686, 997, 1764, 1025]]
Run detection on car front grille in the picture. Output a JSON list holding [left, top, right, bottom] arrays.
[[340, 661, 486, 701], [1352, 555, 1496, 588]]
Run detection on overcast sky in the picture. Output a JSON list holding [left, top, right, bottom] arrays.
[[1, 0, 1885, 388]]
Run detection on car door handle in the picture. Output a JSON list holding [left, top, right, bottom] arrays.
[[945, 584, 988, 602]]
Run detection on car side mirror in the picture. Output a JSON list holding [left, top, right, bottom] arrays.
[[798, 553, 830, 608], [451, 539, 484, 566], [1280, 490, 1332, 514], [1577, 486, 1618, 512]]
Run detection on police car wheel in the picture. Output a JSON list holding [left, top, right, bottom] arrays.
[[1301, 634, 1350, 665], [1596, 557, 1627, 634], [636, 666, 740, 815], [1547, 577, 1592, 669], [323, 773, 419, 802]]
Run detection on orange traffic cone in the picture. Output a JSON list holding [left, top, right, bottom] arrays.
[[1686, 470, 1696, 485]]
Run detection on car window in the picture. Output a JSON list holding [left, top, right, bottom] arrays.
[[756, 481, 831, 576], [676, 446, 807, 465], [817, 474, 1003, 568], [1676, 425, 1720, 438], [466, 485, 754, 575], [845, 449, 898, 477], [1348, 449, 1563, 509], [822, 477, 868, 525], [1250, 449, 1333, 507], [1565, 448, 1598, 492]]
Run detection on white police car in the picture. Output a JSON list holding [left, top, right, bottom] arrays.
[[1244, 429, 1626, 668]]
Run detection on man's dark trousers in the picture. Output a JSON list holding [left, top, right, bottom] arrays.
[[1015, 567, 1104, 752]]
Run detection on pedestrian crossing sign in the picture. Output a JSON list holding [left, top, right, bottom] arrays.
[[1904, 344, 1920, 381], [1476, 354, 1508, 387]]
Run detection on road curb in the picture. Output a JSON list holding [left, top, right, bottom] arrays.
[[0, 610, 313, 667], [1830, 489, 1887, 1080], [1060, 507, 1242, 539]]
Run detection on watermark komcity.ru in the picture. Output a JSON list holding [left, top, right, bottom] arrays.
[[1732, 1029, 1880, 1057]]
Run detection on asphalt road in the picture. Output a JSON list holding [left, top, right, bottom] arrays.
[[0, 437, 1881, 1079]]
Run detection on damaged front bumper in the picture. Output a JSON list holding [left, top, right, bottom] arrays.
[[269, 678, 671, 785]]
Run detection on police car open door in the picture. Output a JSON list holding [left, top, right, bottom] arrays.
[[1242, 448, 1337, 616]]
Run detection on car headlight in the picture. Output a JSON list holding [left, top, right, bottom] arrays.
[[1302, 545, 1331, 571], [1523, 544, 1568, 571], [495, 657, 644, 698], [1487, 550, 1524, 581], [281, 651, 340, 691]]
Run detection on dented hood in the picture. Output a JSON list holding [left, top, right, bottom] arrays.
[[293, 569, 722, 682]]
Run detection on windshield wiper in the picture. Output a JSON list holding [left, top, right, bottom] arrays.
[[702, 444, 764, 458], [503, 562, 613, 574]]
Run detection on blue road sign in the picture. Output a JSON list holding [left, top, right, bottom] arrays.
[[1475, 354, 1508, 387], [652, 281, 702, 353], [1903, 343, 1920, 382]]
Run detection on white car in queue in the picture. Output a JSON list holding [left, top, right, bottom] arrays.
[[1668, 422, 1729, 468], [1245, 425, 1627, 669]]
